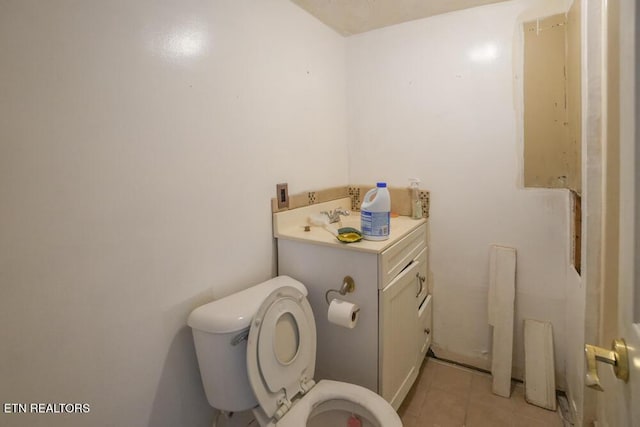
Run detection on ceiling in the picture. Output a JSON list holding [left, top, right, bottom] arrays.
[[290, 0, 511, 36]]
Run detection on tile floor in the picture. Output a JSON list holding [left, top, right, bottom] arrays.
[[398, 358, 566, 427]]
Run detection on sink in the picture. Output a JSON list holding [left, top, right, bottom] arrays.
[[273, 198, 426, 254]]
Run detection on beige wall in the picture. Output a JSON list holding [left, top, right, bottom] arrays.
[[522, 8, 582, 193], [523, 13, 573, 189], [566, 0, 583, 193], [0, 1, 347, 426]]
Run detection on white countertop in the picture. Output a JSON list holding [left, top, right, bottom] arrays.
[[273, 197, 426, 254]]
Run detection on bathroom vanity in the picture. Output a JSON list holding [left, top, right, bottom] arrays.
[[273, 197, 431, 410]]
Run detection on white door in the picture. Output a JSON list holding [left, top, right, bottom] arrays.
[[613, 0, 640, 422], [596, 0, 640, 425]]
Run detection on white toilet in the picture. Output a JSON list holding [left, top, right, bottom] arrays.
[[187, 275, 402, 427]]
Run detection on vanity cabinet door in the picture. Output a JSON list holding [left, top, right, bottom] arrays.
[[379, 259, 421, 409]]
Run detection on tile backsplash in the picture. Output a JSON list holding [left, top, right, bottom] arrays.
[[272, 185, 430, 218]]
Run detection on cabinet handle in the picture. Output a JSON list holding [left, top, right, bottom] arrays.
[[415, 273, 426, 298], [424, 328, 431, 335]]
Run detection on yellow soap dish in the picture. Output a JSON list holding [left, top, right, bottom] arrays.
[[336, 227, 363, 243]]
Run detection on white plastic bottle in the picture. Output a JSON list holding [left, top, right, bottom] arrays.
[[360, 182, 391, 241]]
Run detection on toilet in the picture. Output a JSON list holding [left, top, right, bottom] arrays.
[[187, 275, 402, 427]]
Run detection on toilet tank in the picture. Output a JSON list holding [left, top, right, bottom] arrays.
[[187, 276, 307, 412]]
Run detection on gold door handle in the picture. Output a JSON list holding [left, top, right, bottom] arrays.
[[584, 339, 629, 391]]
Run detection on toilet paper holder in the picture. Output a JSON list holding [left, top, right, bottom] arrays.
[[325, 276, 356, 305]]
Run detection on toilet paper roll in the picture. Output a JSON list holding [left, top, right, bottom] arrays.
[[327, 299, 359, 329]]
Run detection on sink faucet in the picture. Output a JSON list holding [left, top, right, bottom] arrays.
[[321, 208, 350, 224]]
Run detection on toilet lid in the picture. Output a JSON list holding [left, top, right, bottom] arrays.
[[246, 285, 316, 420]]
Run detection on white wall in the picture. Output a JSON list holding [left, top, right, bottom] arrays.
[[346, 0, 573, 387], [0, 1, 347, 426]]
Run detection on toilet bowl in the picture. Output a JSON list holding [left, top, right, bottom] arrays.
[[264, 380, 401, 427], [187, 276, 402, 427]]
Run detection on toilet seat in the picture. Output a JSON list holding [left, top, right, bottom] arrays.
[[247, 286, 317, 420], [271, 380, 402, 427], [247, 286, 402, 427]]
